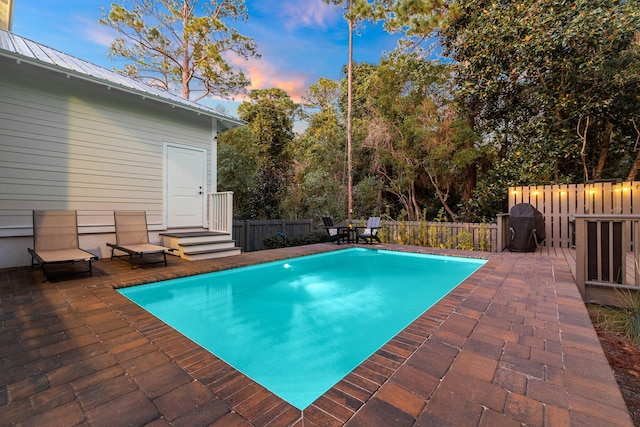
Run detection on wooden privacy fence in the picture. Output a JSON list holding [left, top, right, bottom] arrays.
[[232, 219, 314, 252], [508, 181, 640, 248]]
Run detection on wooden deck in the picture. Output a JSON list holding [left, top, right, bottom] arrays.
[[517, 246, 578, 278], [525, 246, 640, 307]]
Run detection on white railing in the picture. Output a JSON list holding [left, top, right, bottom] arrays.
[[208, 191, 233, 234], [574, 214, 640, 303]]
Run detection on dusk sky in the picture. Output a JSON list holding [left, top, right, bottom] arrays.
[[11, 0, 403, 116]]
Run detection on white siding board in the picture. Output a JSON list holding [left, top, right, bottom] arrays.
[[1, 169, 161, 189], [1, 56, 213, 234], [5, 155, 160, 182]]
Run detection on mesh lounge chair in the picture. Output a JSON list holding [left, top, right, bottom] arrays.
[[356, 217, 382, 244], [322, 216, 349, 244], [107, 211, 176, 268], [28, 210, 98, 278]]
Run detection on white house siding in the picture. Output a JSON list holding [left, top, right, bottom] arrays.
[[0, 56, 217, 268]]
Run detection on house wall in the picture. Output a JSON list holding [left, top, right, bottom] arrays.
[[0, 56, 217, 268]]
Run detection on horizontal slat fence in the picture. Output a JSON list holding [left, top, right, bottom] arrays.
[[233, 219, 314, 252], [509, 181, 640, 248], [233, 218, 498, 252]]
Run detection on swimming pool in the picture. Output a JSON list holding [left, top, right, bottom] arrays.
[[118, 248, 486, 409]]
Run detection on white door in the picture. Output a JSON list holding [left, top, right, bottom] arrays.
[[167, 144, 206, 228]]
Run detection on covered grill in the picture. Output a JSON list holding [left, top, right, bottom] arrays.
[[508, 203, 546, 252]]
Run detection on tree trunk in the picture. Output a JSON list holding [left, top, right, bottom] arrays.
[[462, 115, 477, 201], [426, 169, 457, 221], [181, 1, 190, 99], [593, 122, 613, 180], [346, 6, 354, 223], [627, 148, 640, 181], [627, 119, 640, 181], [462, 163, 476, 201], [578, 115, 590, 183]]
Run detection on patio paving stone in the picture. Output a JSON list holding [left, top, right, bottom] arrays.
[[0, 243, 634, 426]]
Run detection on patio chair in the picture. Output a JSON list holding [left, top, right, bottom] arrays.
[[322, 216, 349, 244], [107, 211, 176, 268], [27, 210, 98, 278], [356, 217, 382, 244]]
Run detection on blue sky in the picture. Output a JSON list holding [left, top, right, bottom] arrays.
[[11, 0, 402, 115]]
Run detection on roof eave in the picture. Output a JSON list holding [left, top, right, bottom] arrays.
[[0, 49, 246, 132]]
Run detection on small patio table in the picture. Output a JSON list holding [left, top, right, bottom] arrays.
[[336, 225, 356, 244]]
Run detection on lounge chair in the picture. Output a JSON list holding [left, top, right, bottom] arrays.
[[356, 217, 382, 244], [322, 216, 349, 244], [107, 211, 176, 268], [28, 210, 98, 278]]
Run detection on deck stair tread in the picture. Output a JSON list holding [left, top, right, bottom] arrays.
[[179, 239, 236, 247], [160, 231, 227, 238], [184, 247, 242, 256], [161, 230, 241, 261]]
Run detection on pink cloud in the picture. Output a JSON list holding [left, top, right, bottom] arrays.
[[231, 56, 310, 102]]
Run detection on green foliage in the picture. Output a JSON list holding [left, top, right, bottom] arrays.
[[217, 126, 258, 219], [238, 88, 298, 219], [389, 209, 485, 250], [281, 79, 347, 220], [440, 0, 640, 182], [589, 290, 640, 347], [219, 1, 640, 224], [455, 229, 474, 251], [238, 88, 297, 165], [341, 52, 480, 221], [477, 223, 491, 252], [262, 231, 328, 249], [99, 0, 258, 100], [280, 170, 346, 220], [248, 165, 287, 220], [370, 0, 640, 220]]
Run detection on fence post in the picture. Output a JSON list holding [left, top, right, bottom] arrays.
[[497, 214, 508, 252], [574, 215, 586, 298]]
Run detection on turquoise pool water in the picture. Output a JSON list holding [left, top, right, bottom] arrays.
[[118, 248, 486, 409]]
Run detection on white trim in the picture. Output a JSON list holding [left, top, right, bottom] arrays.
[[211, 121, 218, 192], [163, 141, 208, 228]]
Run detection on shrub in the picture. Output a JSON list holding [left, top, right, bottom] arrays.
[[589, 290, 640, 347], [263, 231, 327, 249]]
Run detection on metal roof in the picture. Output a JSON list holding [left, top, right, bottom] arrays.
[[0, 29, 245, 131]]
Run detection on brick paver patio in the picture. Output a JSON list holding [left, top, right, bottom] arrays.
[[0, 243, 633, 426]]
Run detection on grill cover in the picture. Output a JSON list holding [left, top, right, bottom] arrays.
[[508, 203, 546, 252]]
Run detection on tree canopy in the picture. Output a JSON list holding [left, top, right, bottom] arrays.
[[100, 0, 258, 101], [236, 88, 298, 219], [220, 0, 640, 224]]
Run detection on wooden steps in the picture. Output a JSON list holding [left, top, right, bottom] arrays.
[[160, 231, 241, 261]]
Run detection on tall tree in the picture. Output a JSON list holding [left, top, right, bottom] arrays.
[[283, 78, 347, 219], [363, 52, 478, 220], [100, 0, 258, 101], [237, 88, 297, 219], [378, 0, 640, 185], [322, 0, 375, 222], [217, 126, 258, 219], [440, 0, 640, 183]]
